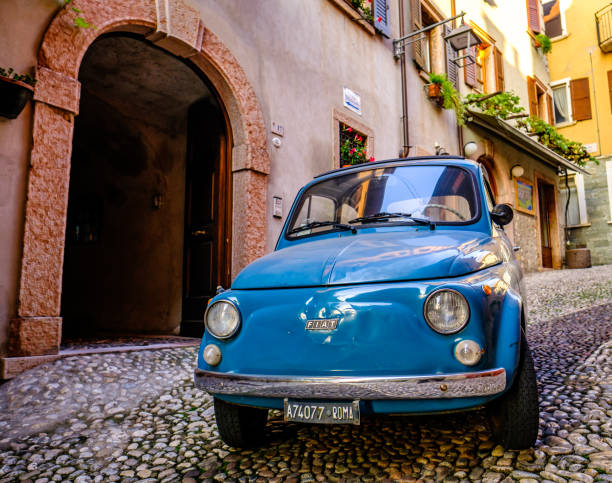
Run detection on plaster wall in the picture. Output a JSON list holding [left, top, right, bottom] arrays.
[[61, 92, 187, 335], [186, 0, 404, 252], [0, 1, 59, 354]]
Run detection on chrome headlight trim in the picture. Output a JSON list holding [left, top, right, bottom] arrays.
[[204, 300, 241, 340], [423, 288, 470, 335]]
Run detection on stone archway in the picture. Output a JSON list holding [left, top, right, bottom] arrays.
[[9, 0, 270, 357]]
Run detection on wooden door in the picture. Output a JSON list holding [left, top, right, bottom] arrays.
[[538, 180, 554, 269], [182, 100, 231, 336]]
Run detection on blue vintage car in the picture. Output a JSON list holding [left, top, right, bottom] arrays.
[[195, 157, 539, 449]]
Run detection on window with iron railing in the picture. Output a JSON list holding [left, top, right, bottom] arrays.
[[596, 3, 612, 53]]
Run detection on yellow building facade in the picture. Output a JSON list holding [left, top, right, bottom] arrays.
[[546, 0, 612, 265]]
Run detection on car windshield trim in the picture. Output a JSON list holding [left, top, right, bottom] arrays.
[[283, 164, 482, 242]]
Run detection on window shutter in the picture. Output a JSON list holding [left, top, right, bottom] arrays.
[[546, 93, 553, 124], [608, 70, 612, 113], [373, 0, 390, 38], [445, 25, 458, 87], [526, 0, 541, 33], [494, 47, 505, 92], [527, 76, 538, 117], [464, 47, 477, 88], [410, 0, 425, 69], [570, 78, 592, 121]]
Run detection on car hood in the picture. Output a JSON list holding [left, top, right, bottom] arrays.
[[232, 230, 503, 289]]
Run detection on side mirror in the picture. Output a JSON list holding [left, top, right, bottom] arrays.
[[490, 203, 513, 226]]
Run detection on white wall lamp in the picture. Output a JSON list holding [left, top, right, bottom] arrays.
[[510, 164, 525, 179], [463, 141, 478, 158]]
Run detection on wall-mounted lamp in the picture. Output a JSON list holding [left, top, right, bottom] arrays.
[[510, 164, 524, 179], [443, 24, 483, 67], [463, 141, 478, 158]]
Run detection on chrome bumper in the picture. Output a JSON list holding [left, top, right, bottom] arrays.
[[194, 368, 506, 400]]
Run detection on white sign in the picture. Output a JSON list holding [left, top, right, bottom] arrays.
[[273, 196, 283, 218], [584, 143, 598, 153], [343, 87, 362, 115], [271, 121, 284, 137]]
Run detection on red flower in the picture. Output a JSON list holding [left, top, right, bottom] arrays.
[[369, 157, 375, 162], [350, 148, 356, 154], [359, 152, 364, 156], [377, 16, 382, 22], [347, 127, 353, 133]]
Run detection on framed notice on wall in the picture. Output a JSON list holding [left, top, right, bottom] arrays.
[[514, 177, 535, 215]]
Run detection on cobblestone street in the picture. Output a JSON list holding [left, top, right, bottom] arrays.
[[0, 266, 611, 483]]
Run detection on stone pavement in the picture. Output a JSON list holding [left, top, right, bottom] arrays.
[[0, 266, 611, 482]]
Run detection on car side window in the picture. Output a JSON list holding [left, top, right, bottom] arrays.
[[293, 195, 336, 230], [482, 176, 496, 212]]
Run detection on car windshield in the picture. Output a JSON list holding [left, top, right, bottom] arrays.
[[287, 165, 478, 238]]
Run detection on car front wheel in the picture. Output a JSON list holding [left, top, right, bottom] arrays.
[[213, 397, 268, 448], [487, 331, 539, 449]]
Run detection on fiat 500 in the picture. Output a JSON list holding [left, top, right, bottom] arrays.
[[195, 157, 539, 449]]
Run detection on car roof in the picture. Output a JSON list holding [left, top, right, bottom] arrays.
[[313, 156, 480, 181]]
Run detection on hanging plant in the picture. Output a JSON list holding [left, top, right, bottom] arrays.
[[427, 73, 466, 125], [517, 116, 596, 167], [0, 67, 36, 119], [535, 33, 552, 54], [465, 91, 526, 120]]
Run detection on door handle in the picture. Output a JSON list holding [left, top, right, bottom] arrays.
[[192, 230, 207, 236]]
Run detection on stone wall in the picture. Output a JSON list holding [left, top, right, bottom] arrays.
[[568, 158, 612, 266]]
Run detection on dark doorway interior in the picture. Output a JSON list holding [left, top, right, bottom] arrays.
[[61, 35, 230, 340], [538, 180, 555, 269]]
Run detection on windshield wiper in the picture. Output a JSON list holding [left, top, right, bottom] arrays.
[[288, 221, 357, 235], [348, 212, 435, 229]]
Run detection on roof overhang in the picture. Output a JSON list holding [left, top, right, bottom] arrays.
[[467, 110, 589, 175]]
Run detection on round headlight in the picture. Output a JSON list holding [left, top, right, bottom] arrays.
[[205, 300, 241, 339], [424, 289, 470, 334], [454, 340, 483, 366]]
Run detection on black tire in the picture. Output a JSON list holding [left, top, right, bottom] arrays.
[[213, 397, 268, 448], [487, 331, 539, 449]]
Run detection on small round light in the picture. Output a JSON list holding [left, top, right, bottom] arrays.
[[454, 339, 483, 366], [463, 141, 478, 157], [203, 344, 222, 366], [424, 289, 470, 334], [205, 300, 241, 339]]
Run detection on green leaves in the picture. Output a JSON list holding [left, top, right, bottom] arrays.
[[428, 73, 465, 126], [59, 0, 96, 29], [465, 92, 525, 120], [0, 67, 37, 87], [535, 33, 552, 54]]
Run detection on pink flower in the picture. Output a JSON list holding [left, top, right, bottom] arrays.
[[377, 16, 382, 22], [369, 157, 375, 162], [350, 148, 356, 154], [347, 127, 353, 133]]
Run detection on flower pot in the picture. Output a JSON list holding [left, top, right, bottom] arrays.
[[427, 83, 441, 98], [0, 75, 34, 119]]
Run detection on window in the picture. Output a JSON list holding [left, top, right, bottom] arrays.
[[543, 0, 565, 38], [410, 0, 445, 74], [570, 78, 592, 121], [464, 25, 504, 94], [333, 109, 373, 169], [527, 76, 554, 123], [551, 80, 572, 124], [339, 123, 369, 166], [559, 173, 588, 226], [526, 0, 542, 33]]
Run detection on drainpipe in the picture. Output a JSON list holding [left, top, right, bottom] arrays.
[[399, 0, 410, 157], [450, 0, 464, 157], [588, 50, 602, 156], [564, 169, 571, 249]]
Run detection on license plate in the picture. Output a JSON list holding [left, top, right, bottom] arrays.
[[283, 399, 360, 425]]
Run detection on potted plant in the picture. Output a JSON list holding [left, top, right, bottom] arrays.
[[340, 126, 375, 166], [535, 33, 552, 54], [427, 73, 466, 125], [0, 68, 37, 119]]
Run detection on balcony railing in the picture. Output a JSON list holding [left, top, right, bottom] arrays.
[[596, 3, 612, 53]]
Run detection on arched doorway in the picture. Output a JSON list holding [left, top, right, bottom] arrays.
[[477, 155, 498, 198], [9, 0, 271, 360], [61, 35, 230, 339]]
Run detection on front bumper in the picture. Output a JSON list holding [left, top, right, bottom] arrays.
[[194, 367, 506, 400]]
